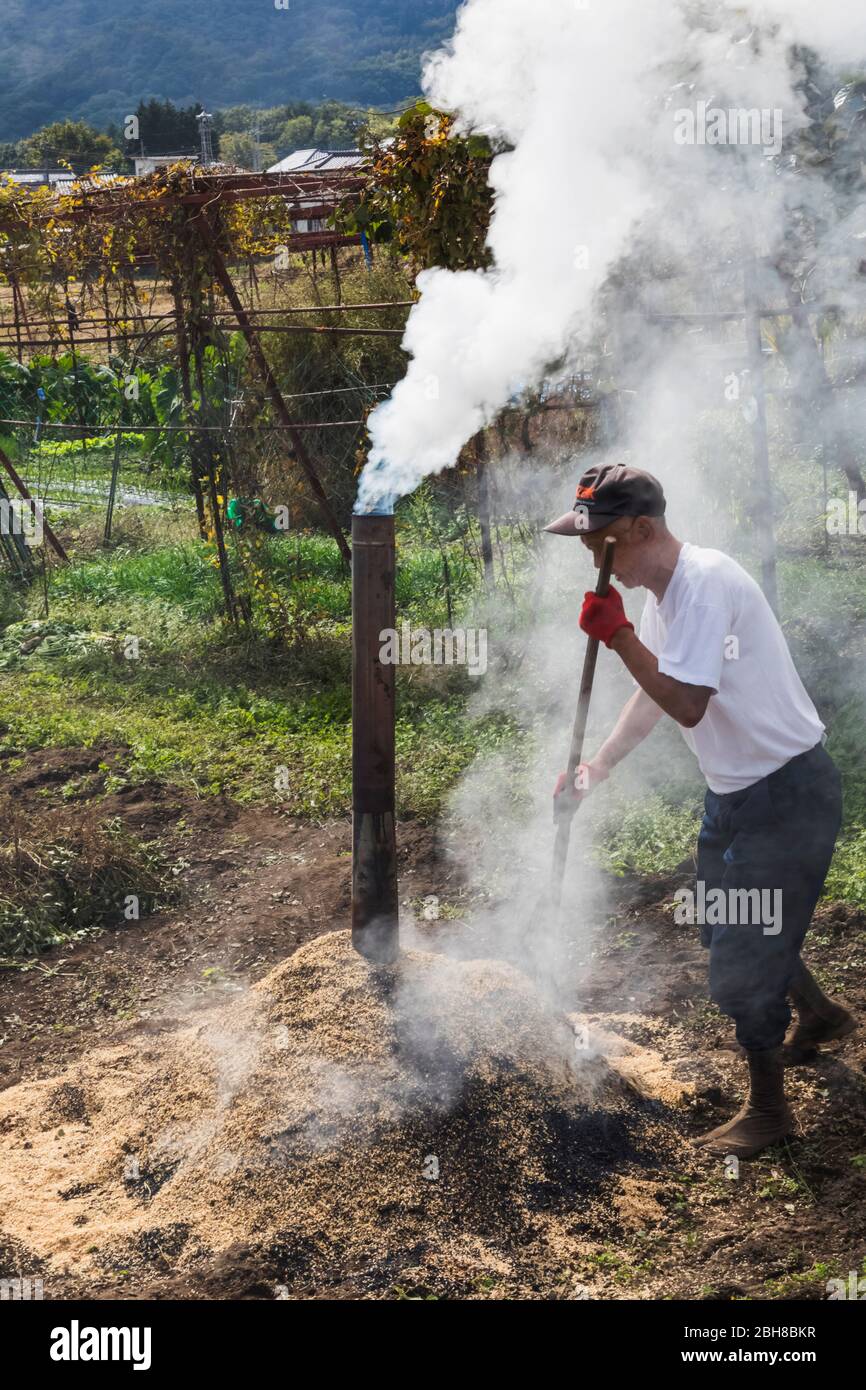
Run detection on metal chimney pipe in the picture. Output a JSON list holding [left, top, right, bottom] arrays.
[[351, 513, 399, 963]]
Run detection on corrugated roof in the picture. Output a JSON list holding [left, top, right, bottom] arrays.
[[267, 148, 365, 174], [52, 175, 125, 195], [2, 170, 122, 187], [3, 170, 70, 184]]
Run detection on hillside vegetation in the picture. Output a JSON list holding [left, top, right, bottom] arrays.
[[0, 0, 458, 142]]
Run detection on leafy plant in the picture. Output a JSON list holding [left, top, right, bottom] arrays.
[[343, 100, 495, 271], [0, 806, 166, 959]]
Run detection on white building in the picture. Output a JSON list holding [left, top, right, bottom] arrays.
[[133, 155, 198, 177]]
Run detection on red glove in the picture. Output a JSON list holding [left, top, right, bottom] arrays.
[[553, 763, 607, 821], [553, 763, 608, 802], [579, 585, 633, 647], [554, 768, 585, 803]]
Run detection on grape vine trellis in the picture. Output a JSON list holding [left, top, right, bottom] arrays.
[[0, 163, 371, 620]]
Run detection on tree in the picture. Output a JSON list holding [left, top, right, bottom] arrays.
[[219, 132, 276, 171], [311, 100, 359, 148], [345, 101, 494, 271], [0, 0, 454, 140], [17, 120, 120, 169], [127, 100, 205, 158], [279, 115, 315, 151], [216, 100, 398, 161]]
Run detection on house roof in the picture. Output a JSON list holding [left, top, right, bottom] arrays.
[[267, 148, 366, 174], [134, 154, 198, 164], [52, 174, 125, 195], [1, 169, 125, 193], [2, 169, 70, 184]]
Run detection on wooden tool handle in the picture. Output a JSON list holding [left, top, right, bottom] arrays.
[[565, 536, 616, 779], [550, 536, 617, 912]]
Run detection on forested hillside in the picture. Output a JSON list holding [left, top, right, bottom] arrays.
[[0, 0, 458, 141]]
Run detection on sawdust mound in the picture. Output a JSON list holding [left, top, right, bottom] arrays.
[[0, 932, 679, 1296]]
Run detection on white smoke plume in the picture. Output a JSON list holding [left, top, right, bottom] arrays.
[[357, 0, 866, 513]]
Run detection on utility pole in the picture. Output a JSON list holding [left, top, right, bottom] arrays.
[[196, 111, 215, 168], [249, 115, 261, 173], [743, 253, 780, 618], [739, 158, 780, 618]]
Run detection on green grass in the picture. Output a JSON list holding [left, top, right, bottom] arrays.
[[0, 521, 509, 816], [48, 541, 225, 620], [16, 440, 187, 508], [594, 784, 866, 910], [593, 795, 701, 878], [0, 663, 508, 818], [0, 810, 166, 960], [824, 828, 866, 909], [1, 518, 865, 910], [35, 526, 477, 633]]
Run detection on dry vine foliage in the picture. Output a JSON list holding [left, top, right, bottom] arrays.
[[0, 162, 367, 634], [0, 161, 353, 326], [344, 102, 494, 272]]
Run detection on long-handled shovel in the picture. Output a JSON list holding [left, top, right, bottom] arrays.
[[550, 535, 617, 911]]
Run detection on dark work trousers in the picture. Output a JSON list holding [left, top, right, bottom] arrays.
[[696, 743, 842, 1052]]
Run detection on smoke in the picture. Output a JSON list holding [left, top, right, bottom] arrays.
[[357, 0, 866, 513], [150, 1018, 265, 1175], [349, 0, 866, 1107]]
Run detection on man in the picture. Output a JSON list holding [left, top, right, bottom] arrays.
[[547, 463, 855, 1159]]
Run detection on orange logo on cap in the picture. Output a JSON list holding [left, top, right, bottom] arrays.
[[576, 485, 596, 500]]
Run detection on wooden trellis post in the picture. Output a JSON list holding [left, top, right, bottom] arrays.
[[743, 256, 780, 617], [0, 475, 35, 580], [330, 246, 342, 305], [0, 442, 68, 562], [171, 280, 209, 539], [103, 430, 122, 544], [190, 324, 238, 625], [474, 430, 495, 593], [195, 211, 352, 566]]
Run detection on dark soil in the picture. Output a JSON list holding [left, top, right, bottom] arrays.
[[1, 745, 864, 1301], [0, 745, 454, 1092]]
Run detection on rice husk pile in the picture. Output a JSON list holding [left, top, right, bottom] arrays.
[[0, 931, 681, 1297]]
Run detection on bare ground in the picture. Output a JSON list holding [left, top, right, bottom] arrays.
[[1, 746, 864, 1301]]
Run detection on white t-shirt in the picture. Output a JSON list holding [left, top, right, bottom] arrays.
[[638, 543, 824, 794]]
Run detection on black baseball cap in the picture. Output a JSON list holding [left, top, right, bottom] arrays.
[[544, 463, 666, 536]]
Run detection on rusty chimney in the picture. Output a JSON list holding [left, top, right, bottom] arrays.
[[351, 512, 399, 963]]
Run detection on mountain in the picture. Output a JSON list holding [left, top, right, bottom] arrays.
[[0, 0, 460, 142]]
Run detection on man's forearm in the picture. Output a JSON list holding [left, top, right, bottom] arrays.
[[593, 688, 663, 775], [609, 627, 711, 728]]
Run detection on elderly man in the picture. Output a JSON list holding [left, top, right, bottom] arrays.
[[547, 463, 855, 1159]]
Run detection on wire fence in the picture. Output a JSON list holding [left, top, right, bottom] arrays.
[[13, 437, 191, 513], [0, 372, 397, 525]]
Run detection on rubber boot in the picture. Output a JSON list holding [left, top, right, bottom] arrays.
[[695, 1048, 794, 1158], [785, 960, 856, 1066]]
